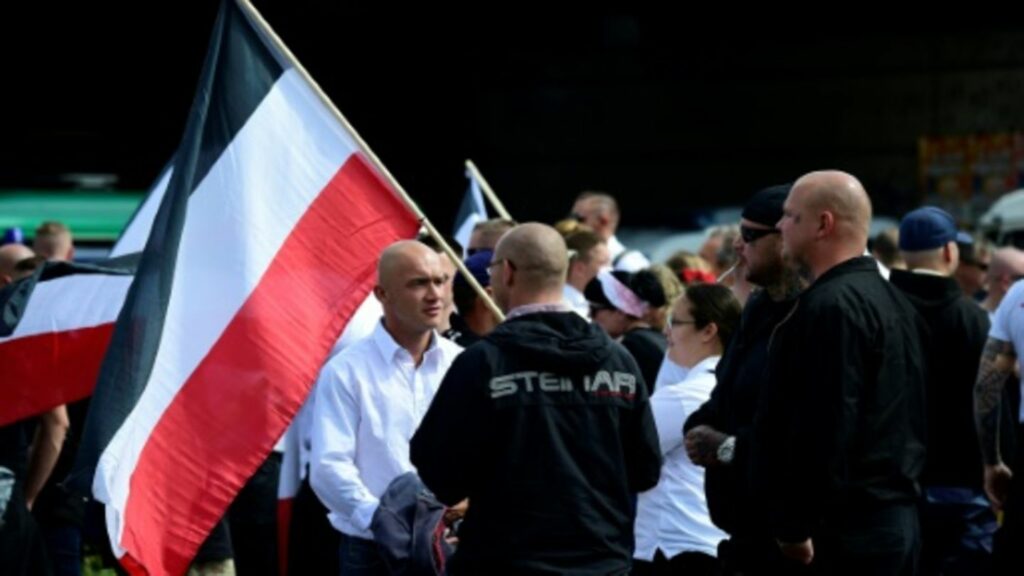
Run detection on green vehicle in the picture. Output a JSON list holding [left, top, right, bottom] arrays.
[[0, 188, 146, 259]]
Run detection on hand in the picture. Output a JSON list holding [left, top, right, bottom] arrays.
[[444, 499, 469, 525], [984, 463, 1014, 511], [684, 425, 729, 467], [778, 538, 814, 565]]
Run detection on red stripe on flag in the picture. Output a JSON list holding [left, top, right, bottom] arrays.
[[0, 323, 114, 426], [117, 154, 419, 574]]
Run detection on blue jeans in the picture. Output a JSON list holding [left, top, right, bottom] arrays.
[[338, 533, 387, 576], [921, 487, 996, 576]]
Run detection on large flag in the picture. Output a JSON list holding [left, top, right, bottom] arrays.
[[452, 166, 489, 255], [69, 1, 420, 573], [110, 160, 174, 258], [0, 259, 134, 426]]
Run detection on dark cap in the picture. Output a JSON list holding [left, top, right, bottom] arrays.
[[453, 249, 492, 292], [741, 184, 791, 228], [899, 206, 972, 251]]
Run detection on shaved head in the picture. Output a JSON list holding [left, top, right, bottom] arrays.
[[0, 244, 35, 286], [494, 223, 568, 292], [796, 170, 872, 243], [378, 240, 441, 288], [990, 247, 1024, 279], [780, 170, 874, 280]]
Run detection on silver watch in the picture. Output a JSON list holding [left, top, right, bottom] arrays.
[[716, 435, 737, 464]]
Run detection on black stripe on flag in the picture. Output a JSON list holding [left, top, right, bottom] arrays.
[[0, 259, 136, 338], [70, 0, 285, 493]]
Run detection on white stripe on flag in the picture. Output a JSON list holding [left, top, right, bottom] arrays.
[[94, 68, 364, 554], [0, 275, 133, 341]]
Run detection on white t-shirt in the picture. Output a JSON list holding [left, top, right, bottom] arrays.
[[988, 279, 1024, 423]]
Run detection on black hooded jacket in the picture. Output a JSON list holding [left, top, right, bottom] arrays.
[[411, 311, 661, 576], [889, 269, 989, 488]]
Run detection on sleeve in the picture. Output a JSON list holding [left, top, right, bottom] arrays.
[[990, 281, 1022, 343], [309, 360, 379, 533], [410, 349, 490, 505], [622, 358, 663, 493]]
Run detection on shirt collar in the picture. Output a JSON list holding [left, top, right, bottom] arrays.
[[506, 301, 574, 320], [372, 317, 439, 364]]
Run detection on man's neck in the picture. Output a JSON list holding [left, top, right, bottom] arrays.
[[809, 247, 865, 284], [383, 319, 432, 367]]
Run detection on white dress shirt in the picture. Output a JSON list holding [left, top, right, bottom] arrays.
[[608, 235, 651, 272], [563, 283, 590, 320], [278, 295, 384, 497], [634, 355, 727, 560], [310, 319, 462, 538]]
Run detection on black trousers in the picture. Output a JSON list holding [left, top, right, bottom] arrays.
[[812, 502, 920, 576], [631, 549, 717, 576], [228, 451, 281, 576], [718, 532, 812, 576], [993, 422, 1024, 576], [286, 476, 340, 576]]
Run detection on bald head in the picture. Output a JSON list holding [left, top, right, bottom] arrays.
[[0, 244, 35, 286], [795, 170, 872, 243], [990, 247, 1024, 278], [377, 240, 441, 288], [494, 223, 569, 293]]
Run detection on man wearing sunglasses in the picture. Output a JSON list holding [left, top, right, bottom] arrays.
[[684, 184, 808, 575]]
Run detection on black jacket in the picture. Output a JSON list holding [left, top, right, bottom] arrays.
[[410, 311, 661, 576], [753, 257, 928, 542], [685, 289, 796, 535], [889, 269, 989, 489]]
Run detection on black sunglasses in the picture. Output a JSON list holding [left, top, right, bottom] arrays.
[[740, 225, 780, 244]]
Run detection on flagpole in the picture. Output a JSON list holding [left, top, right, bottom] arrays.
[[235, 0, 505, 322], [465, 159, 513, 221]]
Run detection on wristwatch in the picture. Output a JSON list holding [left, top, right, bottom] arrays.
[[717, 435, 737, 464]]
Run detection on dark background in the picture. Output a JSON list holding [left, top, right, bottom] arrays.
[[6, 6, 1024, 231]]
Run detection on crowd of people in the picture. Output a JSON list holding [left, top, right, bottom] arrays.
[[4, 170, 1024, 575]]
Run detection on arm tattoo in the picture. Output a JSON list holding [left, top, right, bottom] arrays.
[[974, 338, 1016, 465]]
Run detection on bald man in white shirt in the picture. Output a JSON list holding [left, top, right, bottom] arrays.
[[310, 240, 462, 576]]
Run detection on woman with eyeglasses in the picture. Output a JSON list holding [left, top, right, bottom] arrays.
[[584, 269, 667, 394], [632, 283, 742, 576]]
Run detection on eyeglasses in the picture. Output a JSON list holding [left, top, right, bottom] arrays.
[[668, 316, 698, 329], [487, 257, 516, 277], [740, 225, 780, 244]]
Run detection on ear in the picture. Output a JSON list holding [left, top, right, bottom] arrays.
[[373, 284, 386, 305], [700, 321, 720, 345], [817, 211, 835, 238]]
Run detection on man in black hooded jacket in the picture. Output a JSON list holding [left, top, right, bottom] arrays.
[[411, 223, 661, 576], [890, 206, 994, 575]]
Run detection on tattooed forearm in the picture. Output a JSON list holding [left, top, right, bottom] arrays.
[[974, 338, 1016, 465]]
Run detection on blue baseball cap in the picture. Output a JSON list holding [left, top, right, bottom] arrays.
[[898, 206, 972, 251], [454, 249, 493, 291]]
